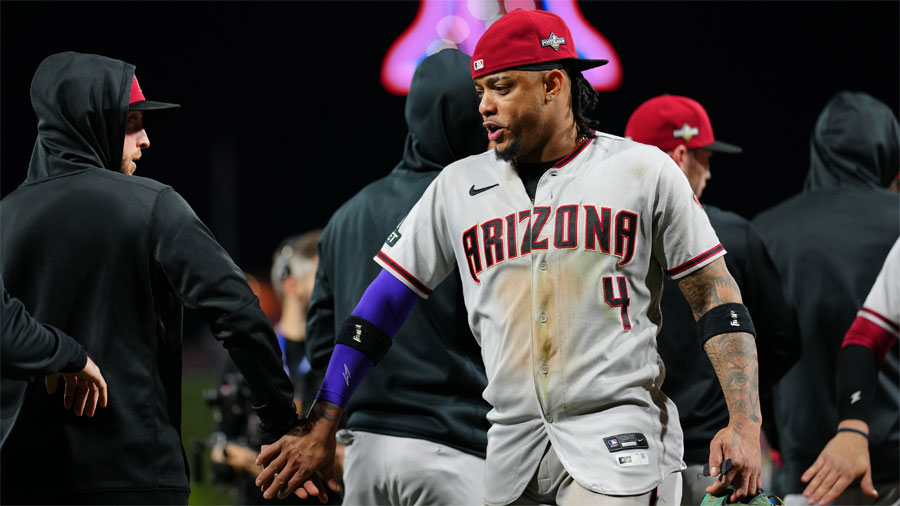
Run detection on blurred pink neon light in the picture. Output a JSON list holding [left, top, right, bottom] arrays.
[[381, 0, 622, 95]]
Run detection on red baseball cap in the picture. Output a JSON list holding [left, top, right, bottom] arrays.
[[128, 74, 179, 117], [625, 95, 741, 153], [471, 9, 608, 80]]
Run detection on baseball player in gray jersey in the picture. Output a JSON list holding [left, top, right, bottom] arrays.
[[256, 10, 763, 505]]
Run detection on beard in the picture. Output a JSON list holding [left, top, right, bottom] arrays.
[[494, 137, 522, 162]]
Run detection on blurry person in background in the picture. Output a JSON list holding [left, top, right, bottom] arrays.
[[270, 230, 323, 409]]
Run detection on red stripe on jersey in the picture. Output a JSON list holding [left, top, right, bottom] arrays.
[[553, 136, 593, 168], [860, 307, 900, 333], [842, 316, 897, 365], [665, 244, 725, 276], [376, 251, 433, 296]]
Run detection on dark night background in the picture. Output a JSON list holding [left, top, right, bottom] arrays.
[[2, 1, 898, 280]]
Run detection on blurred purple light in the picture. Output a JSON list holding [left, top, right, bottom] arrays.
[[381, 0, 622, 95]]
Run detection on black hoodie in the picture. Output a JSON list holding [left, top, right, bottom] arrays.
[[1, 275, 87, 447], [0, 52, 297, 500], [752, 91, 900, 494], [305, 49, 491, 457]]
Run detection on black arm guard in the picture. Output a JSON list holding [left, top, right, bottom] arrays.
[[836, 344, 878, 423], [335, 315, 393, 365], [697, 302, 756, 348]]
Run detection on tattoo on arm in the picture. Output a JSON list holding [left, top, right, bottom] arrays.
[[293, 400, 342, 436], [311, 400, 341, 422], [676, 258, 742, 319], [704, 332, 761, 424], [677, 258, 761, 424]]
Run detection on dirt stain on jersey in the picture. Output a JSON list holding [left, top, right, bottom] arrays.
[[494, 265, 535, 376]]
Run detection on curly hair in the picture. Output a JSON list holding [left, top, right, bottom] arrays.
[[565, 66, 601, 139]]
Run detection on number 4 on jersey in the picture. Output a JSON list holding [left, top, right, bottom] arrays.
[[603, 276, 631, 330]]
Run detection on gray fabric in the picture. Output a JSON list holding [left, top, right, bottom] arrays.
[[507, 443, 682, 506], [341, 430, 485, 506], [680, 462, 718, 505]]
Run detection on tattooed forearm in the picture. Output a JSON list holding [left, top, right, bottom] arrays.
[[704, 331, 761, 424], [678, 258, 760, 425], [677, 257, 743, 320]]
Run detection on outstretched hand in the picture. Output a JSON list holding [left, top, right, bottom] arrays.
[[45, 356, 108, 417], [705, 421, 762, 502], [255, 400, 343, 502], [801, 421, 876, 506]]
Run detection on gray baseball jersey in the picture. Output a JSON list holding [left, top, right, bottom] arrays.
[[374, 134, 725, 503], [856, 237, 899, 339]]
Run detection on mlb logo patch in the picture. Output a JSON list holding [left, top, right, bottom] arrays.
[[473, 59, 484, 71]]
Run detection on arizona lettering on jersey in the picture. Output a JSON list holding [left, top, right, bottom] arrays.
[[375, 133, 725, 502], [462, 204, 639, 282]]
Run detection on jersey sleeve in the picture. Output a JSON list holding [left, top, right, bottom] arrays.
[[374, 175, 456, 299], [842, 237, 900, 362], [651, 157, 725, 279]]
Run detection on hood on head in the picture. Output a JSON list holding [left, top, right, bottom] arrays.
[[27, 52, 134, 181], [398, 49, 488, 173], [805, 91, 900, 191]]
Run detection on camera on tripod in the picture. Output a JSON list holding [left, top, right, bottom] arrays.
[[192, 372, 261, 485]]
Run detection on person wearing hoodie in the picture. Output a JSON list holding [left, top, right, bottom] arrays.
[[0, 52, 299, 505], [1, 275, 108, 446], [752, 91, 900, 504], [625, 95, 802, 504], [303, 48, 491, 506]]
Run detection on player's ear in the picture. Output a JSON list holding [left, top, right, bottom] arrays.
[[543, 69, 565, 101], [669, 145, 689, 168]]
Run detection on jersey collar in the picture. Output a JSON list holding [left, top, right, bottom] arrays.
[[552, 133, 595, 169]]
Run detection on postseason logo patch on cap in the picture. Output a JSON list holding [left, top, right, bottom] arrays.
[[540, 32, 566, 52], [673, 123, 700, 142]]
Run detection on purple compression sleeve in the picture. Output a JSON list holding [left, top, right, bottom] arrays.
[[316, 269, 419, 408], [317, 344, 374, 408], [350, 269, 420, 336]]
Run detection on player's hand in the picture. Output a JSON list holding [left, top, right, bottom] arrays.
[[44, 356, 108, 417], [800, 420, 876, 506], [255, 400, 343, 502], [705, 420, 762, 502]]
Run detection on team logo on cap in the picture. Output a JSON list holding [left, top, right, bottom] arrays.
[[540, 33, 566, 52], [473, 59, 484, 71], [673, 123, 700, 141]]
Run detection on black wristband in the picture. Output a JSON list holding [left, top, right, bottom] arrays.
[[836, 344, 878, 423], [335, 315, 393, 365], [837, 427, 869, 439], [697, 302, 756, 348]]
